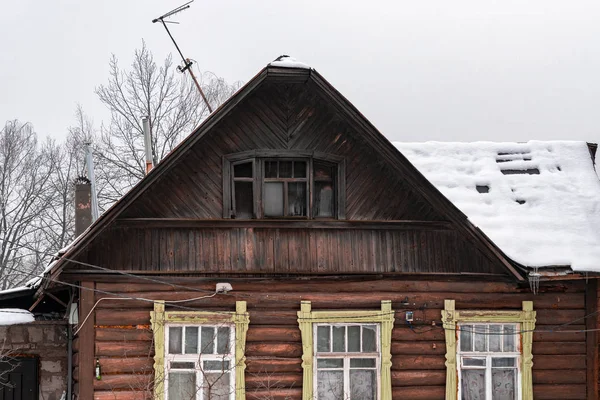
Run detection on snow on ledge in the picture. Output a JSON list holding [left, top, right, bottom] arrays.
[[394, 141, 600, 272], [0, 309, 34, 325], [269, 55, 311, 69]]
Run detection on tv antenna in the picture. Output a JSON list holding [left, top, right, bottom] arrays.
[[152, 0, 213, 113]]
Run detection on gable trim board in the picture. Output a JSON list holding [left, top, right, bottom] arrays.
[[38, 65, 525, 292]]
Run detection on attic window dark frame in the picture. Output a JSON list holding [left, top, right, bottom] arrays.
[[223, 150, 346, 220]]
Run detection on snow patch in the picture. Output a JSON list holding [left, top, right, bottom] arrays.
[[394, 141, 600, 272], [269, 55, 311, 69], [0, 309, 34, 325]]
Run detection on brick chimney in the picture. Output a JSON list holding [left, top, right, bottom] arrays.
[[74, 177, 93, 236]]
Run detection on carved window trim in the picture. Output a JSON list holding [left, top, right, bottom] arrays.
[[223, 150, 346, 220], [151, 301, 250, 400], [441, 300, 536, 400], [297, 300, 394, 400]]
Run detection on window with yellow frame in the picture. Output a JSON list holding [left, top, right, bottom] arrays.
[[441, 300, 536, 400], [150, 301, 250, 400]]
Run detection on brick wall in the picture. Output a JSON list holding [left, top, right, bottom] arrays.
[[0, 321, 68, 400]]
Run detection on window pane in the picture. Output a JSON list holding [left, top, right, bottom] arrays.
[[201, 326, 215, 354], [492, 358, 516, 368], [217, 327, 231, 354], [203, 372, 231, 400], [184, 327, 198, 354], [314, 161, 334, 180], [362, 325, 377, 352], [488, 325, 501, 352], [294, 161, 307, 178], [317, 358, 343, 368], [350, 370, 376, 400], [348, 326, 361, 352], [350, 358, 376, 368], [279, 161, 293, 178], [314, 181, 334, 218], [317, 326, 331, 352], [317, 371, 344, 400], [492, 369, 516, 400], [265, 161, 278, 178], [460, 325, 473, 352], [288, 182, 307, 216], [169, 327, 182, 354], [462, 357, 486, 367], [170, 361, 195, 369], [332, 326, 345, 352], [503, 325, 516, 352], [461, 369, 486, 400], [234, 182, 253, 219], [233, 162, 252, 178], [264, 182, 284, 216], [168, 372, 196, 400], [474, 325, 486, 352], [203, 360, 230, 371]]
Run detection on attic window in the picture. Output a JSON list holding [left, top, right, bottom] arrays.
[[476, 185, 490, 194]]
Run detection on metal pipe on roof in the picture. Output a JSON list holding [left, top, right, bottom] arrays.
[[142, 116, 153, 174]]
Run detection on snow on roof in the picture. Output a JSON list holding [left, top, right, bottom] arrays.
[[394, 141, 600, 272], [0, 309, 34, 325], [269, 55, 311, 69]]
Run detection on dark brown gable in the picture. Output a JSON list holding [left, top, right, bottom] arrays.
[[120, 79, 443, 221]]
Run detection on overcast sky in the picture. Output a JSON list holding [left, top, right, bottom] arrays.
[[1, 0, 599, 145]]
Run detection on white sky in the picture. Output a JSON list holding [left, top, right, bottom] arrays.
[[1, 0, 599, 145]]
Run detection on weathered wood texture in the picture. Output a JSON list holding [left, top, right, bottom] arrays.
[[119, 81, 443, 222], [85, 278, 587, 399], [79, 226, 508, 275]]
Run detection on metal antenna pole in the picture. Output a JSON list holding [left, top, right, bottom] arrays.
[[152, 1, 213, 113]]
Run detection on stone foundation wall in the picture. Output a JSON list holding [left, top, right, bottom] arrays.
[[0, 321, 68, 400]]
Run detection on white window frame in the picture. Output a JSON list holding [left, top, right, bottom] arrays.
[[164, 323, 236, 400], [313, 323, 381, 400], [456, 323, 522, 400]]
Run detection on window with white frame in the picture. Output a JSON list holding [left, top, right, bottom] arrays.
[[314, 324, 380, 400], [457, 323, 520, 400], [165, 324, 235, 400]]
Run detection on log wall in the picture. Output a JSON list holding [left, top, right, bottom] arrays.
[[76, 277, 588, 400]]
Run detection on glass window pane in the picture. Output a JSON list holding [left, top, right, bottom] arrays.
[[265, 161, 278, 178], [264, 182, 284, 216], [348, 326, 361, 352], [461, 369, 486, 400], [362, 325, 377, 352], [332, 326, 345, 352], [168, 372, 196, 400], [203, 371, 231, 400], [234, 182, 253, 219], [169, 327, 182, 354], [233, 162, 252, 178], [294, 161, 307, 178], [460, 325, 473, 352], [462, 357, 486, 367], [503, 325, 516, 352], [314, 161, 334, 180], [317, 358, 343, 368], [184, 326, 198, 354], [492, 369, 516, 400], [317, 326, 331, 352], [279, 161, 292, 178], [492, 358, 516, 368], [203, 360, 230, 372], [489, 325, 501, 352], [317, 371, 344, 400], [350, 358, 376, 368], [350, 370, 376, 400], [170, 361, 195, 369], [201, 326, 216, 354], [217, 327, 231, 354], [474, 325, 486, 352], [314, 181, 334, 218], [288, 182, 307, 216]]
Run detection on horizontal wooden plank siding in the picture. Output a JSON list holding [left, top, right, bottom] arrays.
[[81, 226, 506, 275], [87, 278, 587, 399]]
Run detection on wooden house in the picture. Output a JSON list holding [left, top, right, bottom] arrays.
[[36, 57, 600, 400]]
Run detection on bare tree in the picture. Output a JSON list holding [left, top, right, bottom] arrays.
[[94, 41, 240, 209], [0, 120, 57, 289]]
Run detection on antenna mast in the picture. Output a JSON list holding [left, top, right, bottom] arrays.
[[152, 1, 213, 113]]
